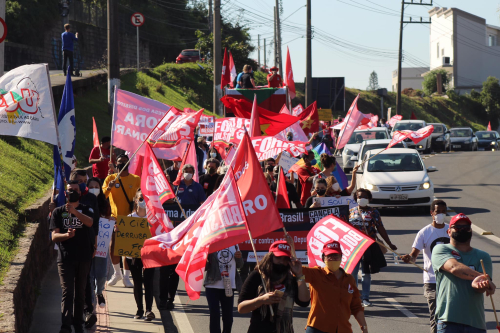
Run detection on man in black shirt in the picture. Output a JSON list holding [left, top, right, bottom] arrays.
[[50, 180, 94, 333], [199, 158, 220, 197], [165, 160, 181, 184], [271, 166, 303, 208]]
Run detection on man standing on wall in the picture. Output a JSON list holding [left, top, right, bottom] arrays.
[[61, 24, 78, 76]]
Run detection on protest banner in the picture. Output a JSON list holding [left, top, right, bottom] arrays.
[[199, 122, 214, 136], [314, 196, 358, 210], [250, 136, 307, 160], [278, 154, 299, 173], [213, 117, 250, 148], [114, 215, 152, 258], [163, 203, 201, 222], [95, 218, 115, 258]]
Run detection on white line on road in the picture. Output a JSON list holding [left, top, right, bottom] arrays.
[[445, 207, 500, 245], [384, 298, 419, 318], [172, 295, 195, 333]]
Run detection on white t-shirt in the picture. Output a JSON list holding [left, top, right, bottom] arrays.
[[412, 223, 450, 283], [206, 246, 237, 289]]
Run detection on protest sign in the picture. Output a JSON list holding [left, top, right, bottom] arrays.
[[213, 117, 250, 148], [314, 196, 358, 210], [250, 137, 307, 160], [199, 122, 214, 136], [278, 154, 299, 173], [114, 215, 152, 258], [95, 218, 115, 258]]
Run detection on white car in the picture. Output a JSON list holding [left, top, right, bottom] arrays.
[[355, 148, 438, 211], [391, 120, 432, 153], [341, 128, 390, 173], [350, 139, 408, 167]]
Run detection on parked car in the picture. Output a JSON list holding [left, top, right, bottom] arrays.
[[355, 148, 437, 211], [428, 123, 451, 152], [176, 49, 201, 64], [391, 120, 432, 153], [351, 139, 408, 167], [341, 127, 390, 173], [475, 131, 500, 151], [449, 127, 478, 151]]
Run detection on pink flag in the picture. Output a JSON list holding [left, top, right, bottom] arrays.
[[221, 48, 230, 89], [229, 51, 237, 88], [487, 122, 492, 131], [292, 104, 304, 117], [284, 46, 296, 99], [249, 95, 261, 137], [336, 94, 365, 149], [388, 115, 403, 127], [387, 125, 434, 149], [173, 141, 198, 186], [152, 110, 203, 148], [141, 145, 175, 236]]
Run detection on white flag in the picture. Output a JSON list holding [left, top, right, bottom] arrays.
[[0, 64, 58, 145]]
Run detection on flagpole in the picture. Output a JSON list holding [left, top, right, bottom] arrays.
[[110, 86, 118, 164], [375, 239, 426, 272], [174, 197, 188, 220], [356, 148, 387, 169], [333, 96, 358, 156], [275, 166, 296, 258], [480, 259, 499, 329]]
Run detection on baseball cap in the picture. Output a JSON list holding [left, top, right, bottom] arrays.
[[449, 213, 472, 227], [270, 66, 278, 71], [269, 240, 292, 257], [322, 241, 343, 255]]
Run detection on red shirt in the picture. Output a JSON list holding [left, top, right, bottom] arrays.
[[267, 73, 283, 88], [296, 165, 320, 206], [89, 147, 113, 179]]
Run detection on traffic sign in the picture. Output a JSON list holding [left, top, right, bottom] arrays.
[[131, 13, 145, 27], [0, 18, 7, 44]]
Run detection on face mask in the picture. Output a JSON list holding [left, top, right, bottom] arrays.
[[316, 189, 326, 196], [208, 167, 216, 174], [325, 260, 341, 272], [310, 159, 317, 166], [451, 229, 472, 243], [88, 188, 100, 197], [286, 135, 293, 141], [434, 213, 445, 224], [210, 153, 217, 158], [138, 199, 146, 209], [357, 198, 369, 207], [184, 173, 193, 181], [332, 183, 341, 191], [67, 190, 80, 203], [271, 264, 290, 281], [116, 163, 128, 172]]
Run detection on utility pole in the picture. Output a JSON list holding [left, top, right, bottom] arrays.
[[208, 0, 213, 33], [396, 0, 432, 115], [305, 0, 312, 107], [213, 0, 222, 116], [258, 34, 261, 67], [275, 0, 283, 75], [107, 0, 120, 113], [264, 38, 266, 70], [274, 6, 277, 67]]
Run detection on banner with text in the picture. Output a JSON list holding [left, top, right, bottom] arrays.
[[95, 218, 115, 258], [163, 204, 201, 223], [314, 196, 357, 210], [114, 215, 152, 258]]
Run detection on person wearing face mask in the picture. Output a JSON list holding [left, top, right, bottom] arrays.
[[103, 153, 141, 288], [208, 147, 221, 161], [313, 154, 358, 198], [126, 189, 156, 322], [296, 151, 321, 206], [348, 188, 397, 307], [238, 240, 310, 333], [174, 164, 206, 206], [50, 180, 94, 333], [431, 214, 495, 333], [196, 136, 209, 175], [199, 158, 221, 197], [401, 200, 450, 333], [301, 241, 368, 333], [88, 136, 115, 182], [286, 131, 293, 141], [305, 179, 329, 208]]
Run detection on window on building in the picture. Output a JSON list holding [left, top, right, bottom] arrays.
[[441, 48, 444, 56], [437, 42, 439, 58], [489, 35, 498, 47]]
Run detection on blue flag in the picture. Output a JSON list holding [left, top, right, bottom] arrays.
[[57, 69, 76, 180], [53, 145, 66, 207], [312, 143, 349, 190]]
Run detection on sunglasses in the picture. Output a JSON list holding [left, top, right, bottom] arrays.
[[451, 225, 471, 231]]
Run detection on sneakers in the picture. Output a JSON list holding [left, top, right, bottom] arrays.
[[97, 294, 106, 308], [362, 299, 372, 307], [122, 275, 134, 288], [134, 309, 144, 320], [84, 312, 97, 328], [107, 273, 122, 286], [144, 311, 156, 322]]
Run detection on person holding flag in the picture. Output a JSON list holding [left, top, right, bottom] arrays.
[[267, 66, 283, 88], [271, 166, 302, 209], [312, 153, 358, 198], [292, 151, 321, 206], [89, 136, 114, 183]]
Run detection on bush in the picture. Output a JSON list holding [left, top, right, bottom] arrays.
[[422, 69, 450, 95], [447, 90, 459, 101], [136, 82, 150, 96], [402, 88, 414, 96]]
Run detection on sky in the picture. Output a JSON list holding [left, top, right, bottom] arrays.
[[221, 0, 500, 90]]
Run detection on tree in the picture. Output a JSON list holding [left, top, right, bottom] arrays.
[[481, 76, 500, 120], [367, 71, 379, 91], [422, 69, 450, 95]]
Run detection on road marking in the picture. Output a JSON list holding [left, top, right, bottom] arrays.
[[172, 295, 195, 333], [445, 207, 500, 245], [384, 298, 419, 318]]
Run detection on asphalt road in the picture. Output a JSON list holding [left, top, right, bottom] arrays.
[[156, 150, 500, 333]]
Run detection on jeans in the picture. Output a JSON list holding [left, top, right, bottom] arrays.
[[159, 264, 180, 303], [306, 326, 329, 333], [62, 50, 74, 74], [424, 283, 437, 333], [351, 261, 371, 301], [90, 256, 109, 302], [126, 258, 155, 312], [57, 260, 92, 332], [437, 321, 486, 333], [205, 287, 234, 333]]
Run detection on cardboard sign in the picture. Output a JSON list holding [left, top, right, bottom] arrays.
[[114, 216, 152, 258], [278, 154, 299, 173], [95, 218, 115, 258], [314, 196, 358, 210]]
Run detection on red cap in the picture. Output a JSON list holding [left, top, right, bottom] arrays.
[[322, 241, 343, 255], [270, 66, 278, 71], [449, 213, 472, 227], [269, 240, 292, 257]]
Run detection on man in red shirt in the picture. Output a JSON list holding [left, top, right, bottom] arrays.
[[296, 151, 321, 206], [267, 66, 283, 88], [88, 136, 115, 182]]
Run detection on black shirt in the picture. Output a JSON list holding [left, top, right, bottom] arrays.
[[270, 181, 301, 206], [238, 270, 309, 333], [166, 165, 179, 183], [240, 73, 254, 89], [50, 203, 95, 262], [80, 191, 100, 244], [198, 173, 219, 197]]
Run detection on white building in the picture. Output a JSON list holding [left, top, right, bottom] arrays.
[[426, 7, 500, 94], [391, 67, 429, 92]]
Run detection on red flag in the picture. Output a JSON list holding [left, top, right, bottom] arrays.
[[336, 95, 365, 149], [141, 145, 175, 236], [229, 51, 237, 88], [221, 48, 230, 89], [487, 122, 492, 131], [388, 114, 403, 127], [410, 111, 417, 120], [176, 168, 249, 300], [173, 141, 199, 186], [152, 110, 203, 148], [307, 215, 374, 274], [387, 125, 435, 149], [250, 95, 261, 137], [284, 46, 296, 99], [221, 96, 299, 136], [92, 117, 100, 148], [296, 101, 319, 136], [276, 167, 290, 209]]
